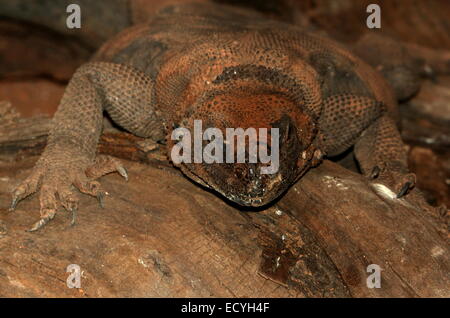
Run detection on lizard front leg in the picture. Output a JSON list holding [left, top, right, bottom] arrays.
[[319, 94, 415, 198], [10, 62, 163, 231]]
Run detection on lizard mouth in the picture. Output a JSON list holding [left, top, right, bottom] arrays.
[[227, 196, 265, 207], [178, 161, 286, 207], [208, 184, 277, 208]]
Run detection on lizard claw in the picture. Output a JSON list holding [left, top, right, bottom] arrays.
[[69, 207, 77, 227], [370, 166, 381, 179], [27, 217, 51, 232], [27, 209, 56, 232], [397, 181, 413, 198], [9, 196, 19, 211], [394, 173, 416, 198], [117, 166, 128, 181], [97, 192, 106, 208]]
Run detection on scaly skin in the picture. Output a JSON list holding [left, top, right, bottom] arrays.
[[12, 3, 417, 231]]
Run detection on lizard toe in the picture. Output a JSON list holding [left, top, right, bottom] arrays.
[[58, 185, 79, 226], [10, 168, 43, 211], [86, 155, 128, 181], [27, 183, 58, 232], [27, 209, 56, 232], [74, 177, 107, 208], [394, 173, 416, 198]]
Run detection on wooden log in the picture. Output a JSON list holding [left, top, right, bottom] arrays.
[[0, 111, 448, 297], [0, 102, 164, 164]]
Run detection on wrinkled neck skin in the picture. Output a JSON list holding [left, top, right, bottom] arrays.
[[167, 81, 325, 208]]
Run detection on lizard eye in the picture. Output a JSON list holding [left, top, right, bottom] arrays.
[[273, 114, 298, 147], [284, 121, 291, 143]]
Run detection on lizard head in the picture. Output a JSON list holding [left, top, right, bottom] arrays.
[[169, 90, 323, 207]]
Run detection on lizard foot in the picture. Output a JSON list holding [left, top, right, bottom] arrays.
[[369, 163, 448, 230], [369, 162, 416, 199], [10, 156, 127, 232]]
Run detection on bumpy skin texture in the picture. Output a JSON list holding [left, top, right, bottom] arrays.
[[12, 3, 416, 230]]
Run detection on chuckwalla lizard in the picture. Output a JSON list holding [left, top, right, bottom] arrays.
[[11, 2, 417, 231]]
